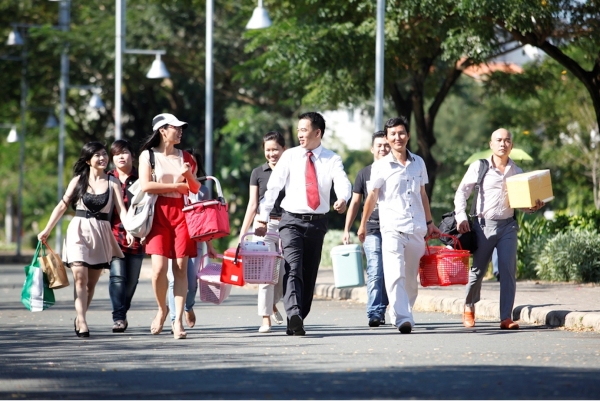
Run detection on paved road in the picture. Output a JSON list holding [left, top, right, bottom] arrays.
[[1, 264, 600, 399]]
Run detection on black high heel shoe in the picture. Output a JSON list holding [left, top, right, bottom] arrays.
[[75, 317, 90, 337]]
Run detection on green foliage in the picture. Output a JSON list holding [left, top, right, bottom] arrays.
[[516, 213, 549, 279], [535, 229, 600, 283], [516, 211, 600, 280]]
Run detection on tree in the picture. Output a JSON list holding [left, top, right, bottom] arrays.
[[462, 0, 600, 157], [241, 0, 517, 197]]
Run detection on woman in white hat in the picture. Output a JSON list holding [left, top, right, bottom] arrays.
[[139, 113, 216, 340]]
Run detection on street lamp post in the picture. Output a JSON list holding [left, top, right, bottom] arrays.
[[4, 25, 28, 257], [205, 0, 214, 184], [115, 0, 170, 140], [374, 0, 385, 131], [53, 0, 71, 253], [204, 0, 272, 194]]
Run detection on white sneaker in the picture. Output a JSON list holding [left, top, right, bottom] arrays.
[[258, 325, 271, 333], [271, 310, 284, 325]]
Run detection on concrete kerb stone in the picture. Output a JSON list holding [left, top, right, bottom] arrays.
[[314, 283, 600, 332]]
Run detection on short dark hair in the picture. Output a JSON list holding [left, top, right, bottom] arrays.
[[384, 116, 410, 135], [298, 112, 326, 138], [372, 130, 386, 145], [110, 139, 135, 158], [263, 131, 285, 149]]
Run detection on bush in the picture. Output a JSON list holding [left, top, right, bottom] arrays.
[[535, 229, 600, 283], [516, 213, 548, 279]]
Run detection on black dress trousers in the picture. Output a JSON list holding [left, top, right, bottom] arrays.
[[278, 212, 328, 320]]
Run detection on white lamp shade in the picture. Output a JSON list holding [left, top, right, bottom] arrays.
[[88, 93, 105, 109], [146, 55, 170, 79], [7, 30, 24, 46], [45, 113, 59, 128], [7, 127, 18, 143], [245, 6, 272, 30]]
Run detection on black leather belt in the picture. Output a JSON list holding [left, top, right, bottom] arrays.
[[75, 210, 110, 221], [285, 211, 327, 221]]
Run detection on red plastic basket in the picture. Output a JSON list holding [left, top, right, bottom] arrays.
[[183, 176, 230, 242], [419, 234, 470, 287], [239, 232, 283, 285], [197, 254, 232, 305], [220, 246, 245, 286]]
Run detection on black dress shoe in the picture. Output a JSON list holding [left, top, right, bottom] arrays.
[[77, 331, 90, 338], [369, 317, 382, 327], [289, 315, 305, 336], [286, 328, 294, 335]]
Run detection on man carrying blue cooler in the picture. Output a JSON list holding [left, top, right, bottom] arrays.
[[343, 131, 391, 327], [358, 117, 440, 334]]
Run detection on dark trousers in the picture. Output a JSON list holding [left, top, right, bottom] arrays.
[[278, 212, 328, 320]]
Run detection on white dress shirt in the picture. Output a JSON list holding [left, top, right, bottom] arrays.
[[370, 151, 429, 236], [258, 145, 352, 221], [454, 156, 523, 224]]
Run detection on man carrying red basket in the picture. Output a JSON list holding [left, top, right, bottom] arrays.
[[358, 116, 440, 334]]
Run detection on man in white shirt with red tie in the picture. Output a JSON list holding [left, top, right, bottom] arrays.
[[255, 112, 351, 336]]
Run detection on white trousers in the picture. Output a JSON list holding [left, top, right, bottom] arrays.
[[381, 231, 425, 327], [251, 218, 284, 316]]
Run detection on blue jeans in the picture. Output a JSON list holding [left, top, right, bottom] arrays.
[[109, 253, 145, 322], [363, 232, 388, 319], [168, 243, 204, 322]]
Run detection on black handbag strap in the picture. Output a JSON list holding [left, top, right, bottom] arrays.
[[148, 149, 155, 171], [469, 159, 489, 218]]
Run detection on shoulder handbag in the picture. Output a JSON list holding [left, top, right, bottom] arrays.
[[438, 159, 489, 253], [123, 150, 157, 238], [39, 240, 70, 289]]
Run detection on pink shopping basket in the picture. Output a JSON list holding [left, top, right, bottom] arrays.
[[239, 232, 283, 285], [183, 176, 230, 242], [419, 234, 470, 287], [197, 254, 232, 305]]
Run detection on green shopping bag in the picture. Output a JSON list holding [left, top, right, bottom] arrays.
[[21, 241, 55, 311]]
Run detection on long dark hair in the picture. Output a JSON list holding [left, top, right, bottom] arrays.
[[70, 142, 106, 210], [139, 126, 166, 154], [185, 148, 207, 182]]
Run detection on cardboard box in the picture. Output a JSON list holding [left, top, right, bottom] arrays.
[[506, 170, 554, 208]]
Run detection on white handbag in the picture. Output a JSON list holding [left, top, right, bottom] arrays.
[[123, 150, 157, 238]]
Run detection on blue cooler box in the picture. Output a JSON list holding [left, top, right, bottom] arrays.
[[330, 244, 365, 288]]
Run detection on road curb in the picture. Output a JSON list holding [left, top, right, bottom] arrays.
[[314, 283, 600, 332]]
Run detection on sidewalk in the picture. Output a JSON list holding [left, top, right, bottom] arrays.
[[313, 268, 600, 332]]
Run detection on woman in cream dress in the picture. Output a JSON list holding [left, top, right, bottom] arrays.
[[38, 142, 133, 337]]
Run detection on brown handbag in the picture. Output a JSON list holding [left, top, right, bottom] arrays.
[[39, 240, 70, 289]]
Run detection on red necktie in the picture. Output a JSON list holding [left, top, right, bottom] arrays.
[[305, 151, 320, 210]]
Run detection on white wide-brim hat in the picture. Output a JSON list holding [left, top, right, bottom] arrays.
[[152, 113, 188, 131]]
